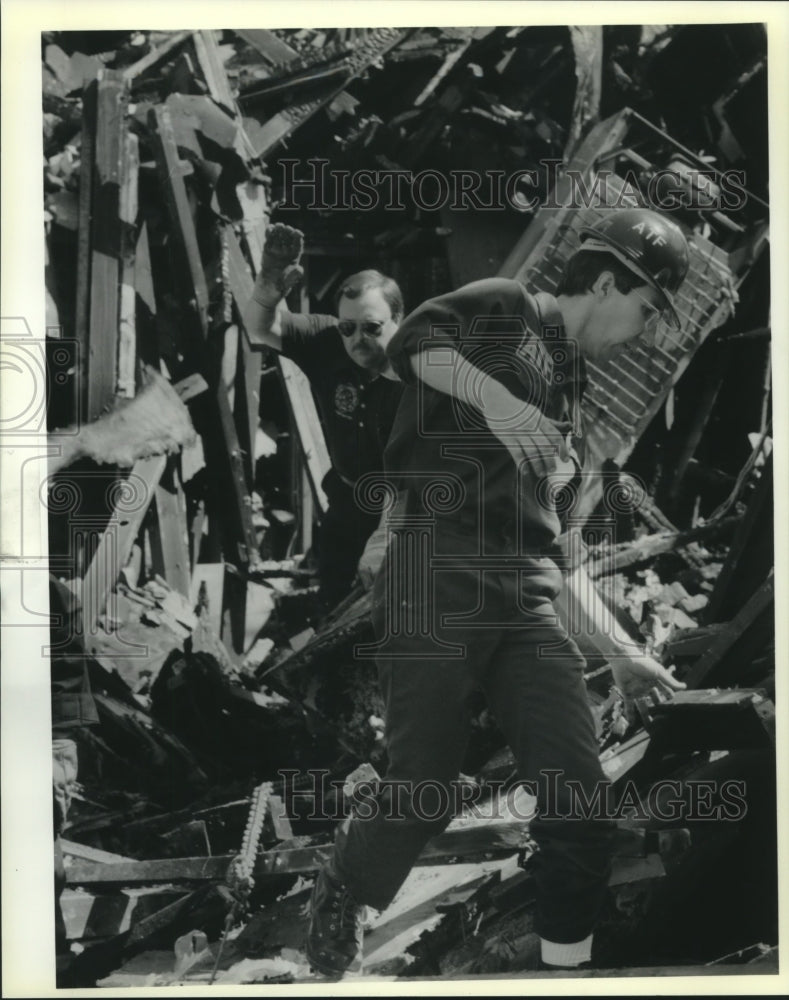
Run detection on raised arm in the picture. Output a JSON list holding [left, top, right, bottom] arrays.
[[242, 223, 305, 351]]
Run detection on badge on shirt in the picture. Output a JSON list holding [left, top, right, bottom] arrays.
[[334, 383, 359, 419]]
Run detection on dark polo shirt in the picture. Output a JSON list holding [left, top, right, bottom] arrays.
[[383, 278, 587, 587], [280, 312, 404, 486]]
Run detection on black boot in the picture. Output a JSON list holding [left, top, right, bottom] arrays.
[[306, 864, 367, 978]]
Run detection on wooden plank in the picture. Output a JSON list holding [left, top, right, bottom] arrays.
[[149, 104, 259, 567], [66, 854, 239, 887], [117, 130, 138, 398], [152, 457, 191, 597], [87, 70, 129, 422], [469, 961, 778, 979], [123, 31, 190, 82], [683, 572, 775, 688], [704, 453, 774, 623], [665, 344, 732, 508], [66, 820, 530, 889], [663, 623, 729, 658], [223, 229, 260, 483], [585, 516, 740, 578], [280, 358, 330, 514], [234, 28, 299, 66], [640, 688, 775, 751], [221, 323, 239, 411], [240, 336, 261, 485], [192, 30, 236, 112], [80, 455, 167, 638], [235, 181, 268, 263], [61, 839, 132, 864], [299, 463, 314, 552], [74, 79, 96, 424], [134, 221, 156, 316], [600, 730, 651, 782], [149, 105, 210, 328], [65, 813, 666, 891], [61, 887, 187, 941]]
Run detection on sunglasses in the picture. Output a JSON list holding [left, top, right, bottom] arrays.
[[631, 290, 663, 333], [338, 319, 386, 339]]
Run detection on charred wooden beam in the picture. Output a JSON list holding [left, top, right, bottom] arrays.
[[665, 343, 732, 510], [704, 454, 773, 623], [585, 516, 740, 578], [637, 687, 775, 751], [116, 130, 138, 399], [234, 29, 299, 67], [123, 31, 191, 82], [65, 814, 666, 891], [65, 819, 527, 889], [151, 457, 191, 597], [60, 886, 187, 941], [82, 71, 129, 423], [74, 80, 96, 423], [149, 104, 259, 568], [683, 572, 775, 689], [223, 228, 262, 484], [80, 454, 166, 636], [192, 30, 236, 112]]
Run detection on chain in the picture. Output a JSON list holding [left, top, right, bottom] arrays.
[[209, 781, 273, 984], [236, 780, 272, 883]]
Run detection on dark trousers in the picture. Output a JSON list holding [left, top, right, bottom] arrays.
[[317, 470, 381, 609], [332, 525, 615, 944]]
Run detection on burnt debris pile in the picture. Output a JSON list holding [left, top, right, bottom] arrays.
[[43, 25, 775, 986]]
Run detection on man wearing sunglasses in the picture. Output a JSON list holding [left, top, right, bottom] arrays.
[[305, 208, 692, 978], [244, 225, 404, 610]]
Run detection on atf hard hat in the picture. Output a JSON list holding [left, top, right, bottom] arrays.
[[578, 208, 690, 329]]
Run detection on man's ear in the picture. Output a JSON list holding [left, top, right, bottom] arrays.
[[591, 271, 617, 299]]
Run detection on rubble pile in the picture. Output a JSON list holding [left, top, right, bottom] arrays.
[[43, 24, 776, 987]]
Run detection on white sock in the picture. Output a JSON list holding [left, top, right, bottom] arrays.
[[540, 934, 593, 967]]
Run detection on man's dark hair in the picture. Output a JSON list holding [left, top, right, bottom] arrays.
[[336, 270, 404, 323], [556, 250, 646, 297]]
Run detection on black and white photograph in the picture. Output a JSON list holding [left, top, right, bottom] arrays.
[[1, 2, 786, 994]]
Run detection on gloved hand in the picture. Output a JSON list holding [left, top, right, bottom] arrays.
[[253, 223, 305, 308]]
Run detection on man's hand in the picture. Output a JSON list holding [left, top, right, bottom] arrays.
[[611, 653, 686, 707], [255, 223, 305, 308]]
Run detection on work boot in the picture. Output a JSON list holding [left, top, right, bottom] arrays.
[[306, 864, 367, 978]]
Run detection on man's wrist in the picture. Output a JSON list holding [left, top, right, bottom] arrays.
[[593, 629, 644, 660], [251, 272, 284, 309]]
